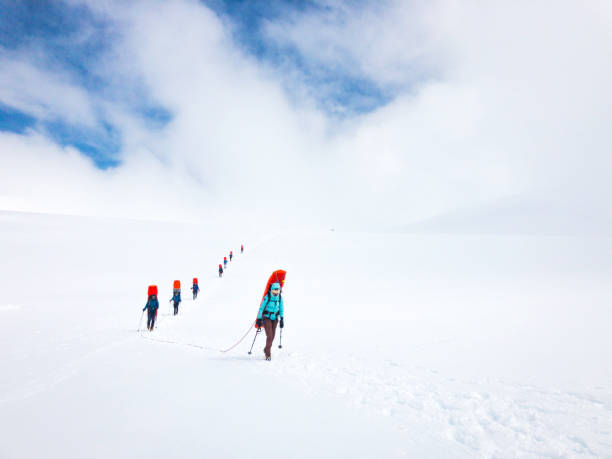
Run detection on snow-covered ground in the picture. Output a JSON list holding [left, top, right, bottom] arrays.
[[1, 210, 611, 458]]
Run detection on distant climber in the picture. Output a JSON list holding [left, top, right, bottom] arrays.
[[170, 281, 181, 315], [191, 278, 199, 300]]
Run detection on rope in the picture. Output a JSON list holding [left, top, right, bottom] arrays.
[[140, 333, 213, 351], [219, 321, 256, 353], [139, 320, 257, 354]]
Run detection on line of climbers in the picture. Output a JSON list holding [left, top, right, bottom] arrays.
[[140, 244, 284, 360], [143, 244, 245, 331]]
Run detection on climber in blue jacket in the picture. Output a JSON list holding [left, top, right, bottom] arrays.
[[170, 290, 181, 316], [143, 295, 159, 331], [256, 282, 284, 360]]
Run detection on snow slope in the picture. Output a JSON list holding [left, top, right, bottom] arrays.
[[1, 211, 611, 458]]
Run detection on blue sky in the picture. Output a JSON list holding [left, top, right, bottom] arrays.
[[0, 0, 390, 169], [206, 0, 392, 112], [0, 0, 174, 168]]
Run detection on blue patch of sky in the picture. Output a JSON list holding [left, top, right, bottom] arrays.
[[42, 119, 121, 169], [0, 0, 111, 91], [204, 0, 393, 116], [0, 0, 172, 169], [0, 105, 36, 133], [0, 102, 120, 168]]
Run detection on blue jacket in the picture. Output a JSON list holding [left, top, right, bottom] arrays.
[[143, 296, 159, 312], [192, 284, 199, 293], [172, 292, 181, 303], [257, 293, 284, 320]]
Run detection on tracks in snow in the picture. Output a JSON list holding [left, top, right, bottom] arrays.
[[272, 351, 612, 457]]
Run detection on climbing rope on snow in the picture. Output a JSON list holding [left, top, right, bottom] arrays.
[[138, 319, 256, 354], [139, 333, 215, 351], [219, 321, 256, 353]]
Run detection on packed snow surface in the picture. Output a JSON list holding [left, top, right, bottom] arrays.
[[1, 211, 611, 458]]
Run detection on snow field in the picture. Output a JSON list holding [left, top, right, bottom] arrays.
[[1, 211, 611, 457]]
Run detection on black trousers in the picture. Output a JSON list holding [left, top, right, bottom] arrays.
[[173, 302, 179, 315], [147, 309, 157, 329]]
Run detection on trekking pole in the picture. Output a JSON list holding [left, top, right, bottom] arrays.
[[248, 328, 261, 354], [137, 310, 144, 331], [278, 328, 283, 349]]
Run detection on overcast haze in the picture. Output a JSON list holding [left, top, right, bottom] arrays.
[[1, 0, 611, 230]]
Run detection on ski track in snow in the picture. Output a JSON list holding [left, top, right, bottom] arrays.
[[0, 333, 137, 404], [0, 260, 241, 406]]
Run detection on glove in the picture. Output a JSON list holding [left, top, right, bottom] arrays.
[[280, 318, 284, 328], [256, 318, 263, 327], [143, 307, 146, 312]]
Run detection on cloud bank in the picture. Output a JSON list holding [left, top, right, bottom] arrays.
[[0, 0, 611, 230]]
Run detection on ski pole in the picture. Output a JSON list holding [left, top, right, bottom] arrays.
[[278, 328, 283, 349], [137, 310, 144, 331], [248, 328, 261, 354]]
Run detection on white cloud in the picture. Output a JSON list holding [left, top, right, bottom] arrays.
[[0, 50, 98, 127], [263, 0, 438, 89], [1, 0, 611, 231]]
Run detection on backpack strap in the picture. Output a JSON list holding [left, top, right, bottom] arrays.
[[263, 292, 270, 310], [263, 291, 275, 317], [263, 290, 282, 319]]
